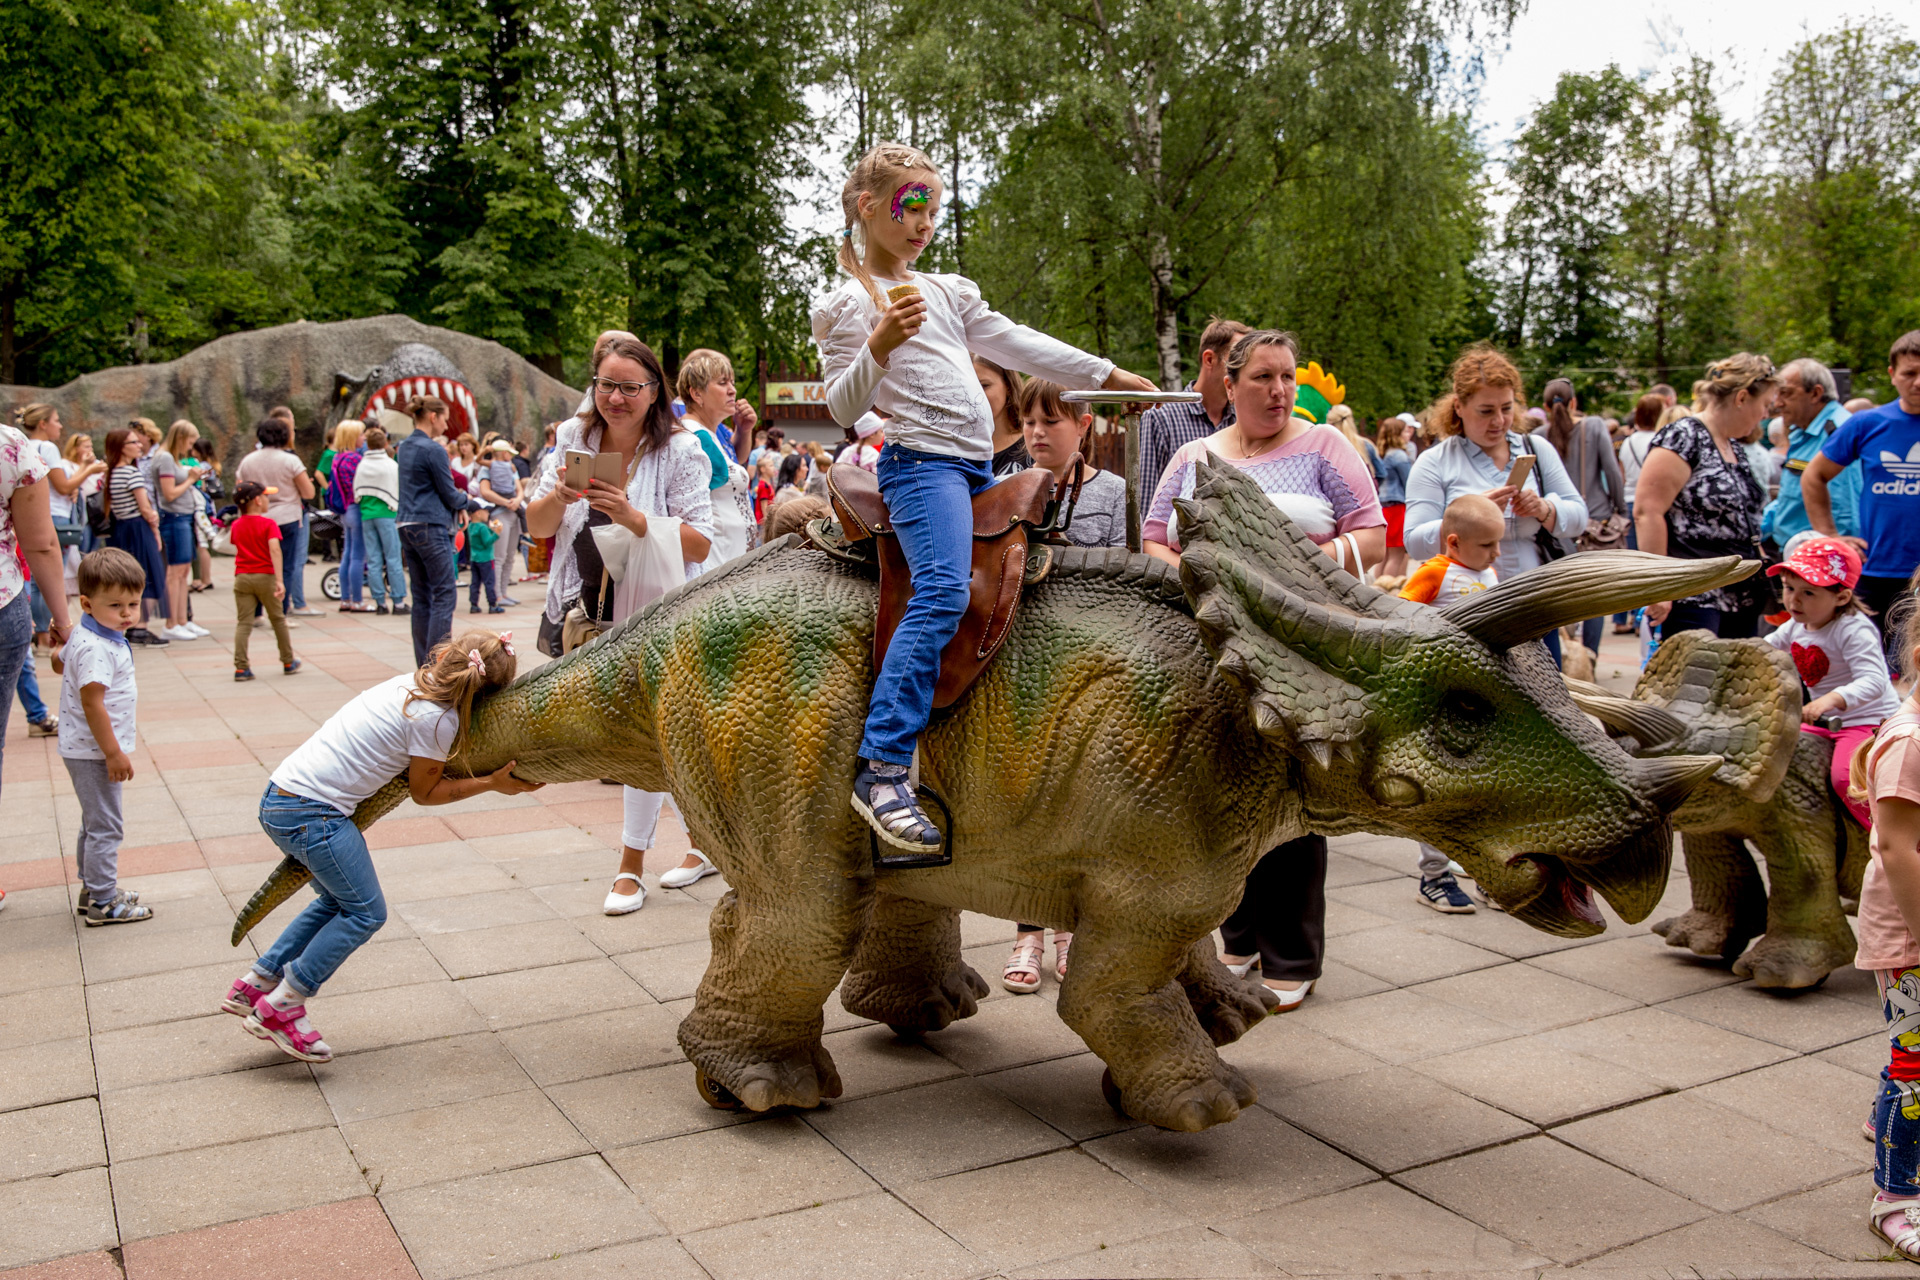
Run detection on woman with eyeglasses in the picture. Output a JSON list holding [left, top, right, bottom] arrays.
[[525, 331, 715, 917]]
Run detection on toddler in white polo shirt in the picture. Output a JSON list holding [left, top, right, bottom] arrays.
[[57, 548, 153, 925]]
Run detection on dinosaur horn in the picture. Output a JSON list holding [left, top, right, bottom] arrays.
[[1632, 753, 1724, 814], [1566, 688, 1689, 748], [1442, 553, 1756, 651]]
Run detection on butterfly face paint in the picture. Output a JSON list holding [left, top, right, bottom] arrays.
[[890, 182, 933, 223]]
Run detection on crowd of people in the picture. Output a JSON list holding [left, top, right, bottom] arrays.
[[3, 135, 1920, 1262]]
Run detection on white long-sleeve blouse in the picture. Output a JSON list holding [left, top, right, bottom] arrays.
[[809, 272, 1113, 461], [1404, 431, 1589, 580]]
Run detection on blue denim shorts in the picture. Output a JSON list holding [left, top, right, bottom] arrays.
[[159, 512, 196, 565]]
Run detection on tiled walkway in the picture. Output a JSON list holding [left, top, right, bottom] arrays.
[[0, 564, 1910, 1278]]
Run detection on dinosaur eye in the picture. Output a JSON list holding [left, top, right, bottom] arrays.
[[1434, 689, 1495, 757]]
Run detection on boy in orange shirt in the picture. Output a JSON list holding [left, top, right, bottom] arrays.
[[1398, 493, 1505, 910], [1399, 493, 1503, 608]]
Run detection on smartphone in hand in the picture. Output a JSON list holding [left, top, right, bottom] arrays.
[[564, 450, 593, 491], [1506, 454, 1535, 492]]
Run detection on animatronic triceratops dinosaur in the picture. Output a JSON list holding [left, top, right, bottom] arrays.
[[1565, 631, 1869, 990], [235, 462, 1748, 1132]]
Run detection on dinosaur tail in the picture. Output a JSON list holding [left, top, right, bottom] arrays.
[[229, 774, 415, 945]]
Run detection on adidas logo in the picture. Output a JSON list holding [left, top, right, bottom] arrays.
[[1880, 441, 1920, 480]]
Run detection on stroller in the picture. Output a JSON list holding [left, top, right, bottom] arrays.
[[307, 508, 345, 601]]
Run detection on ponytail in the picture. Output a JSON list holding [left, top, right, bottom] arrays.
[[837, 141, 939, 308], [406, 629, 518, 762]]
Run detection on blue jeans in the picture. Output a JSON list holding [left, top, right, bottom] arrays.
[[364, 516, 406, 605], [0, 593, 30, 804], [400, 523, 457, 667], [859, 445, 996, 765], [339, 506, 365, 604], [15, 652, 47, 723], [280, 515, 310, 609], [253, 784, 387, 996]]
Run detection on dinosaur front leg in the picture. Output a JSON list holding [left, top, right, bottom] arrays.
[[676, 876, 864, 1112], [1057, 916, 1256, 1132], [1735, 804, 1858, 990], [838, 892, 989, 1033], [1651, 831, 1767, 961]]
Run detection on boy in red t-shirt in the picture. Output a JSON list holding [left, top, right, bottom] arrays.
[[230, 482, 301, 680]]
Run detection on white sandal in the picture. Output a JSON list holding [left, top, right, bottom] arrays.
[[1222, 954, 1259, 978], [603, 873, 646, 916], [1871, 1195, 1920, 1261], [1003, 935, 1044, 994]]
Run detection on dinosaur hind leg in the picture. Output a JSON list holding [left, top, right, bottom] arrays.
[[838, 893, 989, 1034], [1651, 831, 1766, 961], [677, 877, 863, 1113], [1057, 915, 1255, 1132], [1177, 937, 1278, 1045], [1736, 798, 1857, 990]]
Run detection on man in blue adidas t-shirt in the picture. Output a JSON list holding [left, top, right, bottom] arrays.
[[1806, 328, 1920, 663]]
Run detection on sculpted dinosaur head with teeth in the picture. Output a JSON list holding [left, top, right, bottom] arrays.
[[1176, 459, 1749, 937], [356, 343, 479, 438]]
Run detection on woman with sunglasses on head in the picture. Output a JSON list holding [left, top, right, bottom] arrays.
[[525, 331, 715, 916]]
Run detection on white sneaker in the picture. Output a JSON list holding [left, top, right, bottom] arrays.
[[161, 625, 200, 641], [184, 622, 211, 637], [658, 850, 718, 889], [603, 873, 646, 916]]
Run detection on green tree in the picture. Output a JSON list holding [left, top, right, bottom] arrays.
[[1612, 57, 1743, 382], [571, 0, 817, 371], [0, 0, 219, 382], [295, 0, 597, 375], [1494, 67, 1639, 378], [1743, 19, 1920, 391]]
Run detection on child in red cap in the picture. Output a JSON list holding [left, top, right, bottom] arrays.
[[1764, 534, 1898, 826]]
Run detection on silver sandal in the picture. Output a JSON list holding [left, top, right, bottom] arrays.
[[1003, 934, 1044, 994]]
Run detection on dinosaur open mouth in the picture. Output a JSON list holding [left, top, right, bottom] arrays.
[[1502, 853, 1606, 937]]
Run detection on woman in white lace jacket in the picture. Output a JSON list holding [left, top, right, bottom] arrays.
[[526, 332, 714, 916]]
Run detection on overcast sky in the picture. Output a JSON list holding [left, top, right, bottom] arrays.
[[1469, 0, 1905, 159]]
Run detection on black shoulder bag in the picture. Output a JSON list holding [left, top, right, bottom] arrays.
[[1517, 434, 1566, 563]]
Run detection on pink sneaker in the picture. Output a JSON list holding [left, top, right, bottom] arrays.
[[244, 999, 333, 1063], [221, 976, 270, 1017]]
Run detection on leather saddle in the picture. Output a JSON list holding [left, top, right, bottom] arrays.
[[821, 460, 1083, 708]]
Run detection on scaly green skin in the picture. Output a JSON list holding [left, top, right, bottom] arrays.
[[237, 462, 1733, 1131], [1581, 632, 1870, 990]]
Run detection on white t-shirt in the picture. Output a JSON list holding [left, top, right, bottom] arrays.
[[811, 272, 1113, 460], [1763, 612, 1900, 728], [58, 621, 139, 759], [1619, 431, 1656, 503], [270, 673, 459, 815]]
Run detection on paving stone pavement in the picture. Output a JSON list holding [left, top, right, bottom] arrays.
[[0, 567, 1911, 1278]]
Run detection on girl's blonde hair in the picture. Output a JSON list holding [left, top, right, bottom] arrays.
[[61, 432, 93, 462], [1327, 404, 1372, 461], [130, 416, 161, 442], [837, 141, 940, 308], [332, 421, 365, 454], [406, 630, 518, 763], [162, 419, 199, 460]]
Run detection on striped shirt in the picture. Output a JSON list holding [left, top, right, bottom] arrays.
[[108, 464, 150, 521]]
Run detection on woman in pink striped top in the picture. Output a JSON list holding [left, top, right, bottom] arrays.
[[1142, 329, 1385, 1013]]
